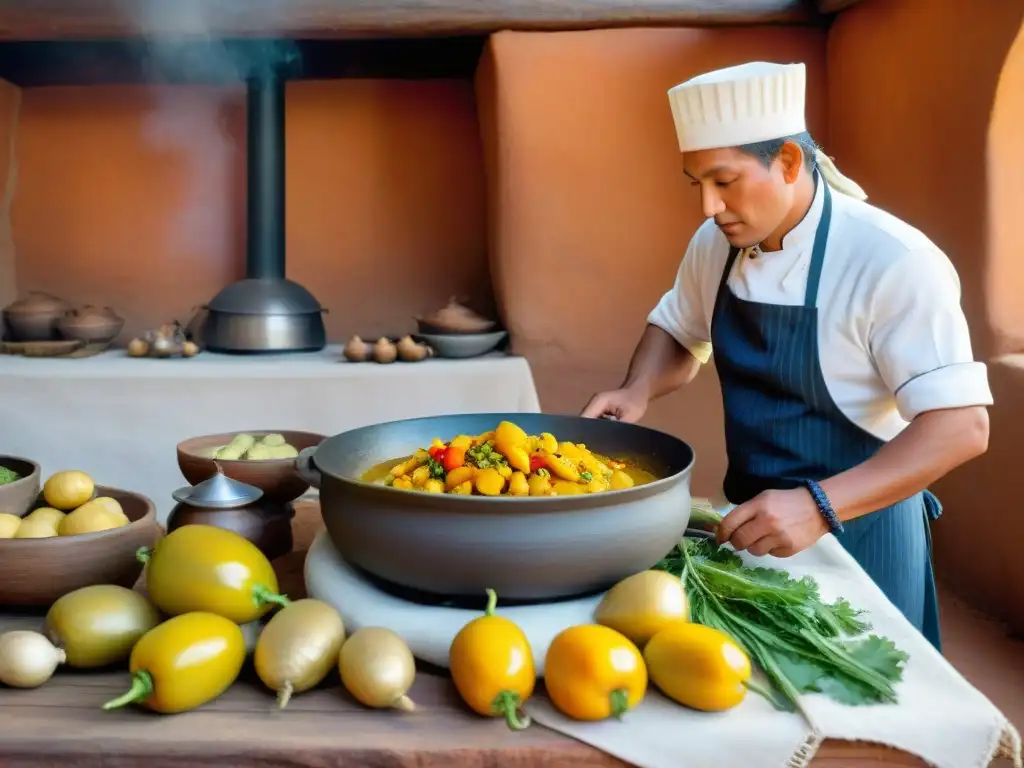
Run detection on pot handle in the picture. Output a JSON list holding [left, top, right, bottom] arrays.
[[296, 447, 322, 489]]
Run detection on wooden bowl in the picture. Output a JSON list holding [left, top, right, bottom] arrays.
[[0, 456, 41, 517], [177, 430, 328, 503], [0, 486, 161, 607]]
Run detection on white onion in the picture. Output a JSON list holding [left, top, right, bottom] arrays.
[[0, 630, 66, 688]]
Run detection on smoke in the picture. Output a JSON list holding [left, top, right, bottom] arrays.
[[115, 1, 299, 264], [139, 86, 238, 264]]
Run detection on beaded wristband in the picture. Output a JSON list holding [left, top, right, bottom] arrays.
[[803, 479, 844, 534]]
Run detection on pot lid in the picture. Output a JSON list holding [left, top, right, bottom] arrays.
[[4, 291, 71, 315], [206, 278, 324, 315], [172, 464, 264, 508]]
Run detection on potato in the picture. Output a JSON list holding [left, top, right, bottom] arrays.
[[445, 466, 475, 490], [508, 472, 529, 497], [217, 433, 256, 460], [474, 468, 505, 496]]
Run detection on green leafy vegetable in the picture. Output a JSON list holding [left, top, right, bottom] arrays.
[[655, 537, 909, 711], [425, 457, 446, 479], [0, 466, 20, 485]]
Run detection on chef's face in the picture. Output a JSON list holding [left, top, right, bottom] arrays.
[[683, 142, 804, 249]]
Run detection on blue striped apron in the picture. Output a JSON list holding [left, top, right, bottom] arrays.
[[709, 178, 943, 651]]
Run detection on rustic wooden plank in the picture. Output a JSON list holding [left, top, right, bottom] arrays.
[[816, 0, 865, 13], [0, 38, 490, 86], [0, 0, 820, 41], [0, 501, 932, 768]]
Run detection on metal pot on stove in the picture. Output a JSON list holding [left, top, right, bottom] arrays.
[[295, 413, 694, 602]]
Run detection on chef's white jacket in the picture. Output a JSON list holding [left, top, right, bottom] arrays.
[[647, 179, 994, 442]]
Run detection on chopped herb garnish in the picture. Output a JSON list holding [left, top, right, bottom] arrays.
[[535, 468, 550, 478], [580, 471, 593, 483], [426, 457, 446, 478], [467, 443, 507, 469]]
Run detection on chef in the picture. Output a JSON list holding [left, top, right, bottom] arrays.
[[581, 61, 993, 650]]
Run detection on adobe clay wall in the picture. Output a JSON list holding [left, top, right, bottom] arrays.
[[0, 0, 1021, 630]]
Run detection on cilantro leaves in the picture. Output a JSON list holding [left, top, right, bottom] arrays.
[[655, 538, 909, 711]]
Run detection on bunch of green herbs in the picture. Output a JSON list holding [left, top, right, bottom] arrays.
[[654, 526, 909, 712], [0, 466, 20, 485]]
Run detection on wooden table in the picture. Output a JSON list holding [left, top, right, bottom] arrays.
[[0, 501, 932, 768]]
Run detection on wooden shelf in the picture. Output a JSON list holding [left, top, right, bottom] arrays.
[[0, 38, 489, 85], [0, 1, 821, 42]]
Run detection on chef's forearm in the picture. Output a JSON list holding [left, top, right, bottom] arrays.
[[621, 324, 701, 400], [818, 406, 990, 522]]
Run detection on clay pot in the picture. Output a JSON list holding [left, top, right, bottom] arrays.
[[2, 292, 72, 341], [57, 305, 125, 344], [166, 500, 295, 561]]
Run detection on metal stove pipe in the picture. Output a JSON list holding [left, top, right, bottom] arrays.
[[246, 70, 285, 280], [195, 62, 326, 355]]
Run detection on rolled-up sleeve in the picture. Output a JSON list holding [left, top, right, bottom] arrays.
[[868, 248, 993, 421], [647, 237, 713, 365]]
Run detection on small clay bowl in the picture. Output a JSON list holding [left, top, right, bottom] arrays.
[[0, 486, 161, 608], [177, 430, 328, 504], [2, 292, 72, 342], [57, 305, 125, 344], [0, 456, 41, 518], [415, 330, 508, 358]]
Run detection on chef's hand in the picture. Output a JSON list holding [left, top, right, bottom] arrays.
[[580, 387, 648, 423], [716, 488, 829, 558]]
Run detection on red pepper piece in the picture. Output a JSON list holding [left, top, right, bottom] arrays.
[[529, 454, 546, 473], [443, 446, 466, 473]]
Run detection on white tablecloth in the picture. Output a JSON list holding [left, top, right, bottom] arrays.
[[0, 347, 541, 522], [306, 494, 1021, 768]]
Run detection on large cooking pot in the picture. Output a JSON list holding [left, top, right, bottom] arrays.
[[296, 413, 694, 602]]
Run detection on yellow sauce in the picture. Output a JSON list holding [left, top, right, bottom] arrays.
[[358, 420, 659, 498]]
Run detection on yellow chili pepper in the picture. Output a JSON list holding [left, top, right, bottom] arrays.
[[102, 612, 246, 714], [449, 589, 535, 730], [643, 623, 752, 712], [138, 524, 289, 624], [544, 624, 647, 721]]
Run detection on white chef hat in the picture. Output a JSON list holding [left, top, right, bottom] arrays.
[[668, 61, 866, 200]]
